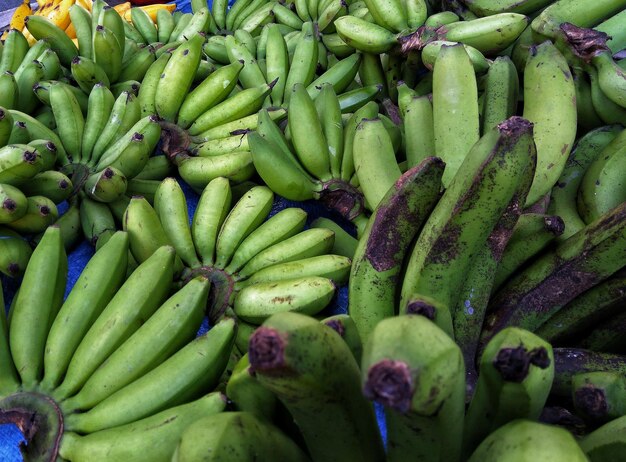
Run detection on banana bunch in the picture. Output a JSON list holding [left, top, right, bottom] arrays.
[[122, 176, 351, 330], [123, 1, 213, 48], [0, 31, 64, 113], [0, 226, 236, 461], [333, 1, 528, 58], [249, 84, 405, 232]]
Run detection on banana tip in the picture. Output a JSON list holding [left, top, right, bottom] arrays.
[[363, 360, 413, 413], [248, 327, 287, 374]]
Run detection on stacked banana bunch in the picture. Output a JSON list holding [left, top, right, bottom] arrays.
[[0, 0, 626, 458]]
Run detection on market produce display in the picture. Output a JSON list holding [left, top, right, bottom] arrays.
[[0, 0, 625, 459]]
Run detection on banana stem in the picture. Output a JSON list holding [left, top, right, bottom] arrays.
[[0, 392, 64, 461]]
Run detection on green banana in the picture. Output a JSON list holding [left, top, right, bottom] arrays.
[[239, 254, 352, 288], [123, 196, 183, 274], [137, 50, 171, 117], [214, 185, 274, 269], [8, 225, 66, 388], [248, 312, 385, 462], [0, 29, 29, 74], [224, 33, 266, 91], [95, 115, 161, 178], [171, 411, 310, 462], [595, 8, 626, 54], [531, 0, 626, 39], [334, 15, 399, 54], [84, 166, 128, 203], [234, 276, 337, 324], [6, 195, 58, 234], [432, 42, 480, 187], [25, 15, 78, 67], [248, 120, 320, 202], [0, 183, 28, 224], [288, 83, 333, 182], [522, 40, 577, 207], [63, 316, 236, 433], [547, 124, 621, 241], [570, 371, 626, 423], [349, 158, 443, 344], [175, 151, 255, 192], [224, 207, 308, 274], [577, 126, 626, 223], [467, 419, 589, 461], [191, 176, 232, 266], [0, 281, 20, 393], [154, 177, 201, 268], [154, 33, 204, 123], [462, 327, 554, 457], [463, 0, 551, 16], [362, 314, 465, 462], [130, 6, 158, 44], [482, 201, 626, 341], [19, 170, 72, 204], [534, 270, 626, 344], [89, 91, 142, 168], [0, 144, 44, 186], [191, 133, 250, 157], [92, 24, 123, 84], [236, 227, 335, 279], [177, 60, 243, 129], [118, 44, 156, 83], [187, 81, 275, 136], [580, 414, 626, 461], [309, 216, 357, 258], [62, 276, 209, 412], [352, 116, 403, 211], [0, 226, 32, 277], [225, 353, 278, 419], [40, 230, 129, 391], [59, 392, 227, 462], [492, 213, 565, 291], [70, 55, 110, 94], [52, 245, 175, 401], [481, 56, 519, 134], [15, 59, 45, 115], [437, 13, 529, 54], [400, 117, 536, 334], [0, 73, 18, 110], [69, 3, 92, 58]]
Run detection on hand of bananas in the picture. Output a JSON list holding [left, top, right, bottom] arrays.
[[1, 0, 626, 459]]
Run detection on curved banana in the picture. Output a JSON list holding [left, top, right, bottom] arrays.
[[63, 317, 235, 433], [8, 225, 66, 388], [52, 245, 176, 401], [522, 40, 577, 207], [432, 42, 480, 187], [59, 393, 227, 462]]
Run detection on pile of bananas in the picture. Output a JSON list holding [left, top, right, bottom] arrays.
[[0, 0, 625, 459]]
